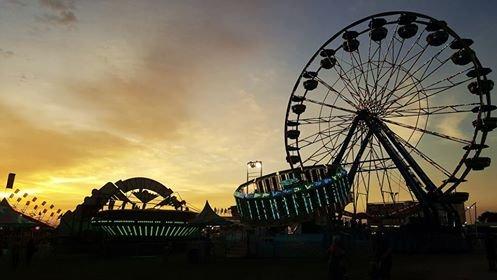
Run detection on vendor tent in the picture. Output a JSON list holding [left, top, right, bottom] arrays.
[[191, 201, 232, 226], [0, 198, 36, 228]]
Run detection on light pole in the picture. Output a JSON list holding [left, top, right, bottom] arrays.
[[246, 160, 263, 181]]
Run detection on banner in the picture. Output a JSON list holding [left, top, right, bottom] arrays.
[[6, 173, 15, 189]]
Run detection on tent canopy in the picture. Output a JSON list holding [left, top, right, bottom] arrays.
[[0, 198, 36, 227], [190, 201, 232, 226]]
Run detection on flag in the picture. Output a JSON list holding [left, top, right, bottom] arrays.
[[42, 209, 47, 213], [49, 204, 54, 209], [6, 173, 15, 189], [50, 213, 54, 217], [16, 197, 22, 202], [34, 205, 38, 210], [25, 201, 30, 206], [57, 214, 62, 220], [22, 193, 28, 198], [41, 201, 46, 206], [31, 197, 37, 202], [9, 193, 14, 199], [14, 189, 20, 194], [56, 209, 62, 214]]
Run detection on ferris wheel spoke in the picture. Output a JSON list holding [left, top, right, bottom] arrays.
[[305, 97, 357, 114], [375, 136, 414, 202], [298, 122, 351, 148], [404, 42, 451, 82], [314, 77, 360, 108], [348, 52, 363, 100], [384, 102, 479, 118], [378, 34, 404, 104], [381, 118, 472, 144], [371, 42, 383, 103], [364, 32, 375, 102], [379, 34, 430, 106], [350, 50, 372, 102], [302, 134, 339, 165], [391, 132, 453, 177], [369, 137, 398, 203], [375, 24, 399, 82], [380, 27, 428, 104], [333, 58, 364, 103], [298, 126, 348, 146], [385, 68, 473, 111], [385, 56, 453, 106], [292, 115, 355, 125], [305, 133, 351, 164], [380, 46, 452, 108]]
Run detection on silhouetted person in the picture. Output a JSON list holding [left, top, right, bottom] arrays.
[[10, 239, 20, 270], [25, 238, 37, 266], [484, 233, 496, 272], [328, 235, 346, 280], [371, 234, 392, 280]]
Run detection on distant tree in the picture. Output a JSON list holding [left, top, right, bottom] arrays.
[[478, 211, 497, 223]]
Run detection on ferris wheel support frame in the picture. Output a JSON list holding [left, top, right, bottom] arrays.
[[332, 111, 456, 225]]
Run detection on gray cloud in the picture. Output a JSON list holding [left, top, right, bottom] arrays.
[[38, 0, 77, 26], [6, 0, 28, 7], [0, 48, 15, 58]]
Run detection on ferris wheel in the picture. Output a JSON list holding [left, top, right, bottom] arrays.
[[284, 11, 495, 221]]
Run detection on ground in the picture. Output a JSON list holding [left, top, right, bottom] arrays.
[[1, 247, 495, 279]]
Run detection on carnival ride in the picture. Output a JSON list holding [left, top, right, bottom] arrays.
[[59, 177, 201, 239], [234, 165, 350, 226], [236, 11, 494, 227]]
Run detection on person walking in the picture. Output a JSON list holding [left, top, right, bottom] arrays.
[[371, 233, 392, 280], [25, 238, 37, 266], [484, 232, 496, 272], [328, 235, 346, 280], [10, 238, 20, 270]]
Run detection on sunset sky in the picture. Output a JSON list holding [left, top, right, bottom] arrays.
[[0, 0, 496, 215]]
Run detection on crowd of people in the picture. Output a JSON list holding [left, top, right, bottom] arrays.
[[327, 232, 392, 280], [0, 229, 52, 270], [325, 227, 497, 279]]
